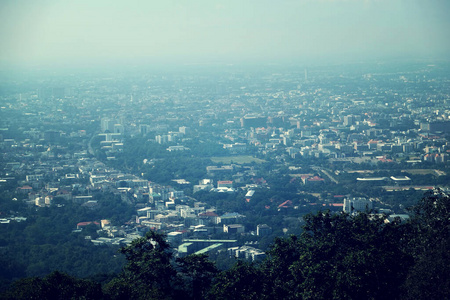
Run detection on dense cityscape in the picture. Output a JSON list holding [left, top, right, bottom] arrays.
[[2, 0, 450, 297], [1, 0, 450, 297], [1, 61, 450, 277]]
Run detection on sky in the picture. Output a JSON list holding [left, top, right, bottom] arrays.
[[1, 0, 449, 67]]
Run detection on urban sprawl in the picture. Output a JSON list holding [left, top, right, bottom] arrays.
[[1, 62, 450, 259]]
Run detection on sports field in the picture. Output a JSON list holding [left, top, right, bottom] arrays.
[[402, 169, 446, 176]]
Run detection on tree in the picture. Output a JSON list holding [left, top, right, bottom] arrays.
[[104, 230, 176, 300], [176, 254, 218, 300], [261, 235, 304, 299], [1, 271, 102, 300], [403, 189, 450, 299], [294, 211, 411, 300], [207, 260, 264, 300], [256, 211, 413, 300]]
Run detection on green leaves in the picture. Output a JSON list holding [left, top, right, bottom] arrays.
[[2, 191, 449, 299], [403, 189, 450, 299], [2, 271, 102, 300], [261, 211, 413, 299], [208, 261, 263, 300], [176, 254, 218, 300], [110, 231, 176, 299]]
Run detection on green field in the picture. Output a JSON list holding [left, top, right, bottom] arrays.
[[210, 155, 266, 164]]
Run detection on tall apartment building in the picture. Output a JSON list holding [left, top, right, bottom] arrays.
[[343, 197, 373, 213]]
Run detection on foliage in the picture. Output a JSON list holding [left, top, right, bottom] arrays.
[[0, 196, 127, 287], [176, 254, 218, 300], [298, 212, 411, 299], [1, 191, 449, 300], [1, 271, 102, 300], [104, 230, 176, 300], [403, 189, 450, 299], [207, 261, 263, 300]]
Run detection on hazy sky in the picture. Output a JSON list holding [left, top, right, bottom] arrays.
[[1, 0, 449, 67]]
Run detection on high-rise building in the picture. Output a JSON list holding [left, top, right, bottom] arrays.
[[155, 135, 169, 144], [114, 124, 124, 134], [421, 121, 450, 133], [257, 224, 272, 236], [179, 126, 190, 135], [343, 115, 354, 127], [101, 118, 114, 133], [139, 124, 149, 135], [343, 197, 373, 213]]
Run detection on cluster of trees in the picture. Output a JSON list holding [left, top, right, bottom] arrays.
[[97, 136, 220, 186], [2, 190, 449, 299], [0, 193, 132, 290]]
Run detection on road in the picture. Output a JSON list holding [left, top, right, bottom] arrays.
[[321, 169, 339, 184], [88, 133, 98, 156]]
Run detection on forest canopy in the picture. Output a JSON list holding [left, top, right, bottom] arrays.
[[1, 189, 449, 300]]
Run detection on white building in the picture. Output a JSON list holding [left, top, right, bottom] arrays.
[[101, 117, 115, 133], [343, 197, 373, 213]]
